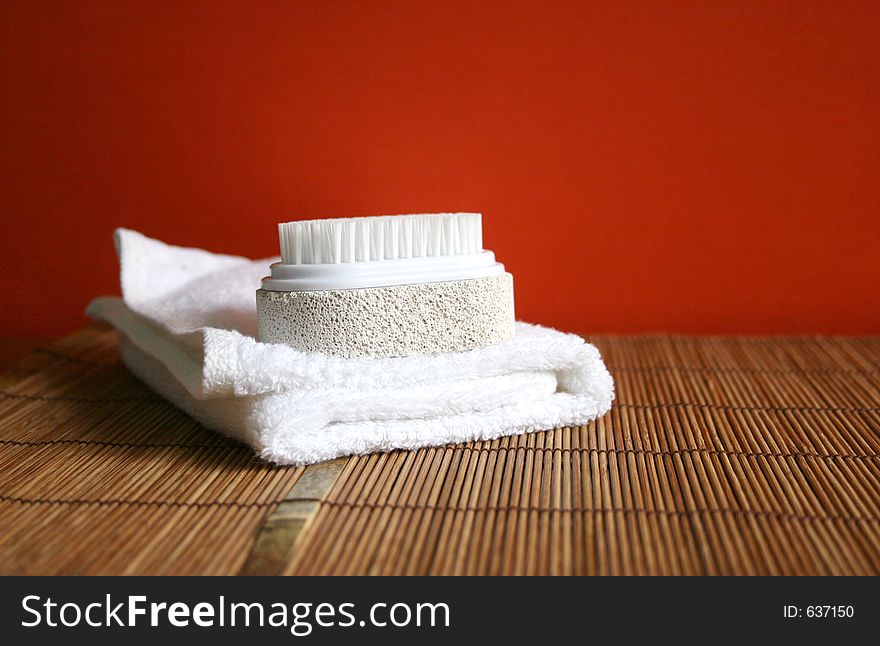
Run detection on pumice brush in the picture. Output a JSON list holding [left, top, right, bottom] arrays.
[[256, 213, 515, 357]]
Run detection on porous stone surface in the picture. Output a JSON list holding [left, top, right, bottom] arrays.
[[256, 273, 515, 357]]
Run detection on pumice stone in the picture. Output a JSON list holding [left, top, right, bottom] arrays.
[[256, 213, 516, 357]]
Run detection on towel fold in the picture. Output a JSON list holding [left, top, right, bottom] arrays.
[[87, 229, 614, 465]]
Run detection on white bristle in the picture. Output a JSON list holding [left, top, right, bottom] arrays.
[[277, 213, 483, 265]]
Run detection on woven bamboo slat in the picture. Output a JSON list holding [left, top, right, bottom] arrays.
[[0, 326, 877, 575]]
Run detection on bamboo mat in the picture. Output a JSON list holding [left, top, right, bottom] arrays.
[[1, 326, 878, 575]]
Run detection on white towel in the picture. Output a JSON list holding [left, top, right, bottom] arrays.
[[87, 229, 614, 465]]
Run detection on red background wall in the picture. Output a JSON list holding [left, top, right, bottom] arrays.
[[2, 0, 879, 337]]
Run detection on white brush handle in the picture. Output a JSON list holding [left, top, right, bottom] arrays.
[[261, 251, 505, 292]]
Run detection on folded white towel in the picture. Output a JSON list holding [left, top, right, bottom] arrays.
[[87, 229, 614, 465]]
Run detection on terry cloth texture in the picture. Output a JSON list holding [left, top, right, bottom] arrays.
[[87, 229, 615, 465]]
